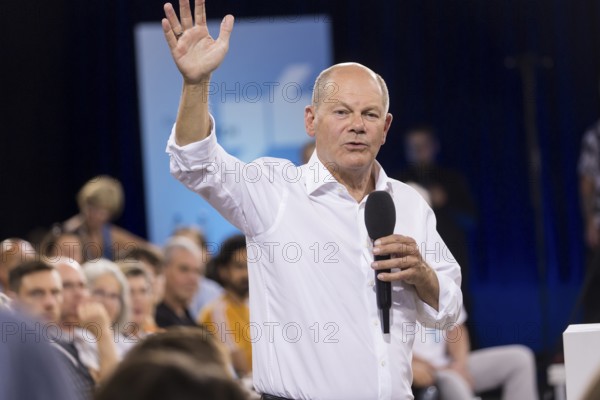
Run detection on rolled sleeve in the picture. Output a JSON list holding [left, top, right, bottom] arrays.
[[416, 271, 463, 328], [166, 116, 219, 173]]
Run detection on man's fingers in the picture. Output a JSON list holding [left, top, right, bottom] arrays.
[[377, 269, 412, 282], [372, 255, 420, 270], [373, 241, 418, 258], [179, 0, 194, 30], [164, 3, 184, 36], [216, 14, 234, 47], [161, 18, 178, 50], [195, 0, 207, 26], [374, 234, 416, 246]]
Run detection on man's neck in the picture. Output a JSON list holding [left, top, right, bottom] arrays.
[[225, 290, 248, 304], [330, 164, 377, 203], [162, 293, 187, 317]]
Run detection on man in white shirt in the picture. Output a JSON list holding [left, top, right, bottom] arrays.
[[160, 1, 462, 398]]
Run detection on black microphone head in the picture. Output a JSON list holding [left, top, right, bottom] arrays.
[[365, 190, 396, 240]]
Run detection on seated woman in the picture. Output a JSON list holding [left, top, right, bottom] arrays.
[[83, 259, 137, 361], [63, 175, 153, 261], [119, 262, 161, 338]]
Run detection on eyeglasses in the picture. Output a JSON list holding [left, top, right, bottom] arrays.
[[91, 289, 120, 303]]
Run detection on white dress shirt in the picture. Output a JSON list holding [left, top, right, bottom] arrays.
[[166, 117, 462, 400]]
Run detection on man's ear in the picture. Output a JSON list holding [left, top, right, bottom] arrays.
[[305, 105, 316, 138], [381, 113, 393, 145]]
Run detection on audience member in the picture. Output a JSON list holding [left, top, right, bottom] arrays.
[[199, 234, 251, 378], [118, 246, 165, 304], [63, 176, 151, 261], [125, 326, 232, 376], [578, 118, 600, 323], [155, 237, 203, 327], [83, 259, 136, 356], [8, 260, 62, 323], [40, 226, 85, 264], [0, 309, 78, 400], [95, 351, 247, 400], [119, 262, 161, 338], [411, 307, 538, 399], [9, 260, 95, 399], [0, 238, 36, 293], [50, 257, 119, 384], [172, 225, 224, 319], [396, 126, 477, 338]]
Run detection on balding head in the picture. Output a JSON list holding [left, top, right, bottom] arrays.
[[311, 63, 390, 114], [0, 238, 36, 291], [48, 257, 88, 323]]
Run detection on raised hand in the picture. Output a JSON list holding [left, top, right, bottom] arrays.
[[162, 0, 234, 85]]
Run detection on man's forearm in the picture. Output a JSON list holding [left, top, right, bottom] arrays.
[[415, 266, 440, 311], [175, 80, 212, 146]]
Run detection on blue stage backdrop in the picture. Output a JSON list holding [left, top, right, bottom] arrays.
[[135, 16, 332, 247]]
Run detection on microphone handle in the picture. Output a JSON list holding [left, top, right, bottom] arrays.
[[374, 255, 391, 333], [374, 255, 392, 309]]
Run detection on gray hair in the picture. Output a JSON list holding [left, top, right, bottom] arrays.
[[82, 258, 130, 331], [311, 62, 390, 114], [163, 237, 203, 271]]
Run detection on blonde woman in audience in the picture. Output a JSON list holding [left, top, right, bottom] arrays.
[[83, 259, 137, 359], [63, 175, 152, 261], [119, 262, 161, 338]]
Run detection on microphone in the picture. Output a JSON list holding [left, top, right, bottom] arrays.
[[365, 190, 396, 334]]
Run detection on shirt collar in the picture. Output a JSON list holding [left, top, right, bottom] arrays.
[[303, 151, 394, 196]]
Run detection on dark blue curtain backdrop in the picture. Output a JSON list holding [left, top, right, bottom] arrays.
[[3, 0, 600, 353]]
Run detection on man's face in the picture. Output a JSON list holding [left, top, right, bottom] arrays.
[[0, 240, 36, 289], [56, 263, 89, 323], [127, 275, 153, 327], [221, 248, 249, 299], [164, 248, 201, 306], [15, 270, 63, 323], [304, 67, 393, 177]]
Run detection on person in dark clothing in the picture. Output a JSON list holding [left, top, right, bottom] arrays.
[[395, 126, 477, 331]]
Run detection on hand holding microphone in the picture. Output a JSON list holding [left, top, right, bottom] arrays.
[[365, 191, 441, 333]]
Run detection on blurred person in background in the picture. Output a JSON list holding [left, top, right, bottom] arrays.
[[172, 225, 224, 319], [578, 113, 600, 323], [396, 126, 477, 341], [411, 307, 538, 400], [155, 237, 204, 327], [50, 257, 119, 384], [83, 259, 136, 356], [9, 259, 95, 399], [0, 238, 36, 293], [63, 175, 152, 261], [96, 327, 248, 400], [118, 246, 165, 305], [40, 226, 85, 264], [199, 235, 251, 378], [0, 308, 79, 400], [119, 262, 161, 338]]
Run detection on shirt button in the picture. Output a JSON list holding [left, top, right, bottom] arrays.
[[373, 319, 378, 326], [381, 361, 386, 367], [368, 280, 374, 287]]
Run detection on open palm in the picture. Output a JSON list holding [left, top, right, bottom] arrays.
[[162, 0, 234, 84]]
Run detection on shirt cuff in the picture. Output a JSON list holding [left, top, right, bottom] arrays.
[[418, 272, 462, 328], [165, 114, 218, 172]]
